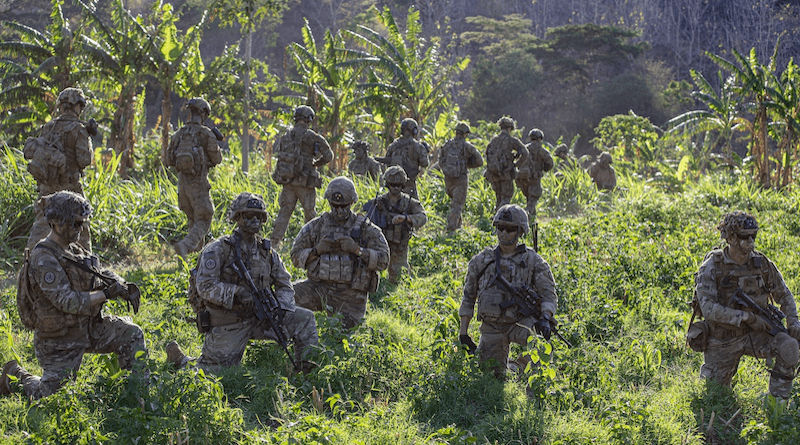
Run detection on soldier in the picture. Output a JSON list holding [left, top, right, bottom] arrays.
[[458, 204, 558, 378], [552, 144, 577, 173], [165, 192, 319, 373], [2, 191, 145, 399], [363, 166, 427, 284], [25, 87, 97, 251], [688, 211, 800, 399], [587, 152, 616, 191], [484, 117, 529, 211], [291, 177, 389, 329], [270, 106, 334, 249], [438, 122, 484, 232], [515, 128, 554, 220], [164, 97, 223, 258], [379, 118, 429, 198], [348, 140, 381, 181]]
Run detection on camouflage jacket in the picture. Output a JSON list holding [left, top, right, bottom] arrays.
[[484, 131, 528, 181], [383, 136, 429, 180], [588, 163, 616, 190], [363, 192, 427, 245], [348, 157, 382, 181], [274, 125, 333, 188], [166, 122, 222, 182], [460, 244, 557, 323], [516, 141, 554, 183], [695, 248, 798, 332], [37, 112, 93, 195], [438, 138, 483, 178]]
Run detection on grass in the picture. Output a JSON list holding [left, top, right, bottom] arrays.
[[1, 141, 800, 444]]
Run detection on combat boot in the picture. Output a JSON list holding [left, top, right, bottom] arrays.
[[0, 360, 24, 395], [165, 341, 189, 369]]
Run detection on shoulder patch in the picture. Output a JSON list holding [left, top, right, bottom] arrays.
[[44, 271, 56, 284], [204, 258, 217, 270]]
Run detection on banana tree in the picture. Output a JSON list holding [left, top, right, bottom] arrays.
[[765, 58, 800, 188]]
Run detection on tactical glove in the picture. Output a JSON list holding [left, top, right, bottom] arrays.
[[316, 237, 337, 255], [236, 290, 255, 311], [459, 334, 477, 354], [534, 318, 552, 340], [744, 312, 772, 333], [337, 235, 360, 255], [103, 281, 129, 301]]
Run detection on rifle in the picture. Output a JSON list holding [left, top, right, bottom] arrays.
[[62, 256, 140, 314], [374, 156, 391, 165], [731, 288, 787, 336], [226, 237, 299, 370], [531, 222, 539, 252], [493, 272, 572, 348]]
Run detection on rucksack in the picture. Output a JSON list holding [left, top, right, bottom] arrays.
[[16, 249, 38, 331], [486, 134, 512, 175], [23, 131, 68, 183], [173, 124, 206, 174], [440, 140, 466, 177]]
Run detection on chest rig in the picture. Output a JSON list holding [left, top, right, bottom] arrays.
[[712, 250, 772, 309], [476, 246, 535, 322], [219, 235, 273, 292]]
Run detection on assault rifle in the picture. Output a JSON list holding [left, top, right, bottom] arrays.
[[62, 256, 140, 314], [731, 288, 787, 336], [226, 238, 299, 370], [493, 272, 572, 348]]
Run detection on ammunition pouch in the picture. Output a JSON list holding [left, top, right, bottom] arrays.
[[686, 320, 709, 352]]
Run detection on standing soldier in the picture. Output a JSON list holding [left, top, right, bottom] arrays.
[[270, 106, 334, 249], [363, 166, 427, 284], [348, 140, 382, 181], [438, 122, 483, 233], [291, 177, 389, 329], [165, 192, 319, 373], [458, 204, 558, 378], [587, 152, 616, 191], [165, 97, 223, 258], [484, 117, 528, 211], [552, 144, 577, 174], [378, 118, 429, 198], [25, 87, 97, 251], [2, 191, 145, 399], [688, 211, 800, 399], [515, 128, 554, 220]]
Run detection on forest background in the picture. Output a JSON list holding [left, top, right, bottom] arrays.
[[4, 0, 800, 444]]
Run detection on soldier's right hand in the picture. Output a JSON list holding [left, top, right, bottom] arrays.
[[459, 334, 477, 354], [236, 290, 255, 311], [103, 281, 129, 301], [744, 312, 772, 333], [316, 236, 337, 255]]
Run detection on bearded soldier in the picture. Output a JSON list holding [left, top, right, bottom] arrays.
[[484, 117, 528, 211], [270, 106, 334, 249], [363, 166, 427, 284], [459, 204, 558, 378], [515, 128, 553, 220], [25, 87, 97, 251], [379, 118, 429, 198], [165, 97, 223, 258], [2, 191, 145, 399], [347, 140, 381, 181], [688, 211, 800, 399], [438, 122, 483, 232], [166, 192, 319, 373], [587, 152, 616, 191], [291, 177, 389, 329]]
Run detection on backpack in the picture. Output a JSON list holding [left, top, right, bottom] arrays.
[[23, 130, 68, 183], [440, 140, 466, 177], [173, 125, 206, 174], [16, 249, 38, 330], [486, 134, 512, 175]]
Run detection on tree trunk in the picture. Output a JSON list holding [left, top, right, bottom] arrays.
[[241, 30, 252, 174], [160, 83, 172, 169]]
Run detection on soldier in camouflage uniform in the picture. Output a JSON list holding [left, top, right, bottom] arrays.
[[515, 128, 554, 219], [379, 118, 429, 199], [2, 191, 145, 399], [348, 140, 381, 181], [164, 98, 223, 258], [270, 106, 334, 249], [552, 144, 577, 175], [438, 122, 484, 233], [458, 204, 557, 378], [484, 117, 529, 211], [165, 192, 318, 373], [291, 177, 389, 329], [362, 166, 427, 284], [587, 152, 616, 191], [689, 211, 800, 399], [25, 88, 96, 252]]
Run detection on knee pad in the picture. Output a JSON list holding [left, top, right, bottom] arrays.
[[776, 333, 799, 367]]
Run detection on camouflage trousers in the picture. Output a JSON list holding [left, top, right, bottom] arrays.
[[701, 330, 799, 398], [18, 315, 145, 399], [488, 178, 514, 211], [444, 175, 467, 232], [177, 177, 214, 253], [197, 308, 318, 373], [28, 183, 91, 252], [271, 184, 317, 248], [478, 316, 538, 378], [293, 280, 367, 329], [515, 178, 543, 219], [387, 241, 410, 284]]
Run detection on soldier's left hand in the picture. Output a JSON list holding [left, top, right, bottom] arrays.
[[337, 235, 359, 254], [534, 318, 552, 341], [392, 214, 407, 224], [788, 319, 800, 340]]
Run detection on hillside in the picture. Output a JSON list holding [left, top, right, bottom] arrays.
[[1, 145, 800, 444]]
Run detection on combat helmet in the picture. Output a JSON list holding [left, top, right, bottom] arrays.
[[599, 152, 613, 164], [324, 176, 358, 205], [294, 105, 316, 122], [351, 140, 369, 152], [497, 116, 515, 130], [57, 88, 87, 108], [400, 118, 419, 136], [383, 165, 408, 185], [718, 211, 758, 240], [227, 192, 268, 222], [554, 144, 568, 158], [455, 122, 471, 134], [492, 204, 529, 234], [41, 191, 92, 224], [529, 128, 544, 141], [186, 97, 211, 116]]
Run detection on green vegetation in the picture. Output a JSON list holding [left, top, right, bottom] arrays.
[[2, 138, 800, 444]]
